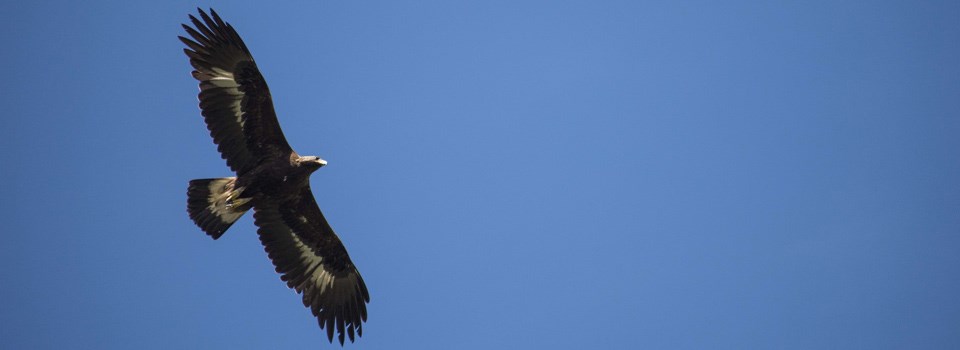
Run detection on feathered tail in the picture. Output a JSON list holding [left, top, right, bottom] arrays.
[[187, 177, 251, 239]]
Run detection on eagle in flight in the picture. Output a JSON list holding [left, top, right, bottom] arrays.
[[180, 8, 369, 345]]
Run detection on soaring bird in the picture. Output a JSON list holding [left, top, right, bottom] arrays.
[[180, 8, 369, 345]]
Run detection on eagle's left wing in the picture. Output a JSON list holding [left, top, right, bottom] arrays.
[[179, 8, 293, 175], [253, 187, 369, 345]]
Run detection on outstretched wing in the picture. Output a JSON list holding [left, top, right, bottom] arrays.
[[179, 8, 292, 175], [253, 187, 370, 345]]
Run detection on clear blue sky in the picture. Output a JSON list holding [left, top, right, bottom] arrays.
[[2, 1, 958, 349]]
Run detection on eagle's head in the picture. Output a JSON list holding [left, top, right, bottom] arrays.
[[298, 155, 327, 172]]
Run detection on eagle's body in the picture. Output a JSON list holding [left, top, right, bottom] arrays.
[[180, 8, 369, 345], [239, 153, 320, 201]]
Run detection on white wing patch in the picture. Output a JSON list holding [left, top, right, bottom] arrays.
[[287, 221, 353, 299], [199, 78, 245, 129], [210, 68, 234, 79]]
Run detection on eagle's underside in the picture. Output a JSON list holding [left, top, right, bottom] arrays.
[[180, 8, 369, 345]]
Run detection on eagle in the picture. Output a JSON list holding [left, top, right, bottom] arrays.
[[180, 8, 369, 345]]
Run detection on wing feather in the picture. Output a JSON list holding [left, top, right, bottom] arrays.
[[180, 8, 292, 174], [253, 188, 369, 345]]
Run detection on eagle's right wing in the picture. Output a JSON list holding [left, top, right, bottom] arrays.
[[179, 8, 292, 175], [253, 187, 369, 345]]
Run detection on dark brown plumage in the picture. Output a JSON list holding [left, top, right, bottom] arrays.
[[180, 8, 369, 345]]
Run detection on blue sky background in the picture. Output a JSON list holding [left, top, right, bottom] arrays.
[[2, 1, 959, 349]]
